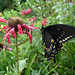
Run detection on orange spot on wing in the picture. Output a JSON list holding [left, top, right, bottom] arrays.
[[49, 49, 51, 51], [46, 48, 48, 50], [52, 51, 54, 53], [53, 46, 55, 48], [46, 55, 48, 57], [50, 46, 51, 48], [50, 57, 51, 59], [51, 54, 53, 56], [51, 39, 54, 42]]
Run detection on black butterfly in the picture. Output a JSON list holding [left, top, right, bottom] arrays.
[[41, 24, 75, 63]]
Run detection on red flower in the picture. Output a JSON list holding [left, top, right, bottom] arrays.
[[32, 17, 36, 21], [72, 2, 74, 5], [28, 17, 36, 22], [41, 18, 47, 26], [0, 17, 7, 23], [70, 0, 72, 2], [18, 24, 23, 35], [2, 25, 7, 30], [27, 8, 31, 14], [21, 10, 28, 16], [22, 24, 38, 37], [21, 8, 31, 16], [26, 31, 32, 44], [41, 21, 47, 25], [0, 17, 38, 44]]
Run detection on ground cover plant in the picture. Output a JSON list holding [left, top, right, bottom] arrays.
[[0, 0, 75, 75]]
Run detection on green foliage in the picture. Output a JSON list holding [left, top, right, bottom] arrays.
[[0, 0, 75, 75], [0, 0, 13, 11], [25, 54, 37, 75], [2, 9, 19, 19]]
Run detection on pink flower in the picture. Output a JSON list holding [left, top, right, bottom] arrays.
[[0, 17, 7, 23], [18, 24, 23, 35], [72, 2, 74, 4], [26, 31, 32, 44], [41, 18, 47, 26], [43, 18, 47, 22], [21, 8, 31, 16], [28, 25, 38, 36], [3, 28, 16, 43], [22, 24, 38, 42], [21, 10, 28, 16], [9, 28, 16, 40], [2, 25, 7, 30], [41, 21, 47, 25], [3, 32, 10, 43], [0, 17, 38, 44], [27, 25, 38, 29], [7, 36, 10, 43], [70, 0, 72, 2], [5, 27, 12, 34], [28, 17, 36, 22], [28, 19, 32, 21], [27, 8, 31, 14], [0, 43, 12, 51], [32, 17, 36, 21]]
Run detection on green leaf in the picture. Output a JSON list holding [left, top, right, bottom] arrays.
[[25, 54, 37, 75], [19, 59, 27, 71], [31, 70, 40, 75], [15, 58, 27, 73]]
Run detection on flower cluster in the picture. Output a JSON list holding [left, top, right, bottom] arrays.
[[66, 0, 74, 4], [28, 17, 36, 22], [0, 17, 38, 44], [41, 18, 47, 26], [21, 8, 31, 16]]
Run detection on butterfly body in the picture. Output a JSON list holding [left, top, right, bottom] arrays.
[[41, 24, 75, 62]]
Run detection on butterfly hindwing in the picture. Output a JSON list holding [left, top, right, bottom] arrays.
[[42, 28, 56, 62]]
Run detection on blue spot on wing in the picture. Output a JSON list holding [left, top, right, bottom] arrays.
[[44, 39, 56, 60]]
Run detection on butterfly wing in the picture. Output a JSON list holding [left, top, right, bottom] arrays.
[[42, 30, 56, 61], [42, 24, 75, 62]]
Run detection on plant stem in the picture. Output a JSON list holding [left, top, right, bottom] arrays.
[[16, 32, 19, 72]]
